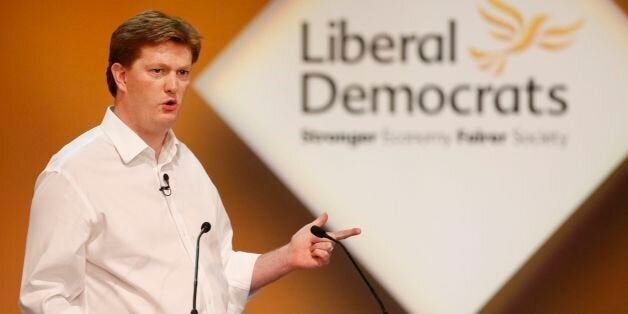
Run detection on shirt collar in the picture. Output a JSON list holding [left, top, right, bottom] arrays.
[[159, 128, 180, 165], [100, 106, 179, 164]]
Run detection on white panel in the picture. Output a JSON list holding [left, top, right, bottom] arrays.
[[194, 1, 628, 312]]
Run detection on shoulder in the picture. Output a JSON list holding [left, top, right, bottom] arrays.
[[41, 126, 110, 177]]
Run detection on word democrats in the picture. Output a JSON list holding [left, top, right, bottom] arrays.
[[300, 20, 568, 116]]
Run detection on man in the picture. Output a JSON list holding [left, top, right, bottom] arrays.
[[20, 10, 360, 313]]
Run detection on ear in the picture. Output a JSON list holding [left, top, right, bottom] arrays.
[[111, 63, 128, 94]]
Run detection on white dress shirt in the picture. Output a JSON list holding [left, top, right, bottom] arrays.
[[20, 107, 259, 313]]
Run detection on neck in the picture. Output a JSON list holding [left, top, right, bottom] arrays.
[[111, 105, 168, 161], [148, 133, 167, 162]]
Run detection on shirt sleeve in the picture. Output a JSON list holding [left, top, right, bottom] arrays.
[[20, 170, 93, 314], [214, 191, 260, 314]]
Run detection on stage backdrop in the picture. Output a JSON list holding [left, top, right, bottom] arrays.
[[2, 0, 627, 313], [194, 0, 628, 313]]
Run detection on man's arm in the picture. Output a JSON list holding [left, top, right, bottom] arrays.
[[250, 213, 361, 291], [20, 171, 92, 313]]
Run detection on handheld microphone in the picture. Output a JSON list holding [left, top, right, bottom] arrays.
[[191, 222, 211, 314], [310, 225, 388, 314]]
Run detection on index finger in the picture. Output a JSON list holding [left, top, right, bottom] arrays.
[[330, 227, 362, 240]]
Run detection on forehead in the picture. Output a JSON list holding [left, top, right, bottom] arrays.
[[134, 41, 193, 66]]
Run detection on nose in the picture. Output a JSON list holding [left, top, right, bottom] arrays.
[[164, 73, 179, 94]]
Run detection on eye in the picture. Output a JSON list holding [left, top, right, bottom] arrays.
[[177, 69, 190, 77], [151, 68, 163, 74]]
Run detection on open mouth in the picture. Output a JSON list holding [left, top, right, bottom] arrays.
[[162, 99, 177, 111]]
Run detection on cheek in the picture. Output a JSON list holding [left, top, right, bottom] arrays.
[[125, 76, 148, 96], [179, 81, 191, 93], [132, 79, 162, 98]]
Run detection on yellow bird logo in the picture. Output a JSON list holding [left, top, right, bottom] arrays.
[[469, 0, 584, 75]]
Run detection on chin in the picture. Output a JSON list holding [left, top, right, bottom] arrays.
[[157, 115, 178, 128]]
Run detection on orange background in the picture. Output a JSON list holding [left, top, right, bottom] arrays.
[[1, 1, 626, 313]]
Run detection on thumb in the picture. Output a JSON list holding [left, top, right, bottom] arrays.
[[311, 212, 328, 227]]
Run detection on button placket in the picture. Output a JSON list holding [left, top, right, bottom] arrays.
[[157, 165, 214, 312]]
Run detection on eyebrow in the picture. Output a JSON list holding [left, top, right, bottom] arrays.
[[146, 63, 192, 69]]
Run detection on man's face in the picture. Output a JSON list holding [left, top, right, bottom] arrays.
[[117, 41, 193, 136]]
